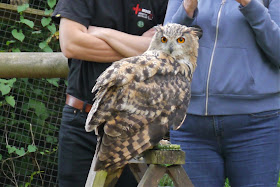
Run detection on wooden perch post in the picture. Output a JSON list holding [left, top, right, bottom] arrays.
[[88, 149, 194, 187]]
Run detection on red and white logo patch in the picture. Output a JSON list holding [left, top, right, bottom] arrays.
[[132, 4, 153, 20]]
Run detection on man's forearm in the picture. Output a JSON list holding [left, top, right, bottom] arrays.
[[88, 27, 153, 57], [59, 18, 123, 62], [61, 32, 124, 62]]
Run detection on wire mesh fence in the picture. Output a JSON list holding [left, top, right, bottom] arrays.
[[0, 0, 60, 52], [0, 78, 66, 187], [0, 0, 62, 186]]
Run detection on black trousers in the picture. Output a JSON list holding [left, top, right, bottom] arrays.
[[58, 104, 138, 187]]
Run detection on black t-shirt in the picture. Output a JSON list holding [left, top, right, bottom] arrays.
[[52, 0, 168, 103]]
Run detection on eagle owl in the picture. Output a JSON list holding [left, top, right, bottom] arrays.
[[85, 23, 202, 172]]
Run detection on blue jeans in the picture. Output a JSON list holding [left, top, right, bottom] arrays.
[[58, 105, 138, 187], [170, 110, 280, 187]]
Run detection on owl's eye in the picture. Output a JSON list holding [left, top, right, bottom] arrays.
[[161, 37, 168, 43], [177, 37, 185, 43]]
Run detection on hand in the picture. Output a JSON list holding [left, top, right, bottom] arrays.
[[183, 0, 198, 18], [142, 27, 157, 37], [235, 0, 251, 6]]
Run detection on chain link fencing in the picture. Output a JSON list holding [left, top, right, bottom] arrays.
[[0, 0, 62, 186], [0, 0, 60, 52], [0, 78, 66, 187]]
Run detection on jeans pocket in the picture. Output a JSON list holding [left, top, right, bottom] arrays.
[[61, 105, 81, 126], [62, 104, 88, 128], [250, 109, 280, 119]]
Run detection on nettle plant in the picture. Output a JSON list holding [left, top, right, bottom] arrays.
[[7, 0, 58, 52]]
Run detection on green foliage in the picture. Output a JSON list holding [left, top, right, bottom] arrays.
[[225, 178, 230, 187], [17, 3, 29, 13], [47, 23, 57, 34], [6, 40, 16, 46], [5, 0, 59, 53], [158, 174, 174, 187], [39, 41, 51, 52], [5, 96, 16, 108], [24, 99, 50, 120], [20, 16, 34, 29], [25, 171, 44, 187], [6, 145, 17, 154], [41, 17, 52, 27], [46, 78, 60, 87], [27, 145, 37, 153], [44, 9, 54, 16], [47, 0, 57, 9], [0, 78, 17, 107], [12, 48, 21, 52], [1, 78, 64, 186], [11, 29, 25, 42], [0, 78, 16, 95], [46, 135, 58, 144], [16, 147, 26, 156], [1, 0, 64, 177], [6, 144, 38, 157]]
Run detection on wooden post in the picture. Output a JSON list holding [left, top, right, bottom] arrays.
[[91, 168, 124, 187], [143, 150, 185, 165], [138, 165, 167, 187], [103, 168, 124, 187], [167, 166, 193, 187], [92, 171, 107, 187], [89, 149, 194, 187], [128, 163, 148, 183], [136, 150, 193, 187]]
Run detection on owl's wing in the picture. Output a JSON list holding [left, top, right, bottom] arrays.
[[86, 52, 192, 171], [86, 51, 175, 132]]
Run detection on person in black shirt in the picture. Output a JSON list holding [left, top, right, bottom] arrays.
[[52, 0, 168, 186]]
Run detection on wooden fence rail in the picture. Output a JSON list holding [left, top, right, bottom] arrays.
[[0, 52, 68, 78]]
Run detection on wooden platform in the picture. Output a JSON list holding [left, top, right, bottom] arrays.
[[89, 149, 194, 187]]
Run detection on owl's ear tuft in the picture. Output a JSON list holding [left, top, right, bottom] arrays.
[[191, 25, 203, 39], [154, 24, 164, 33]]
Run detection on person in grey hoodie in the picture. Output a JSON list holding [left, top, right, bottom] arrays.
[[164, 0, 280, 186]]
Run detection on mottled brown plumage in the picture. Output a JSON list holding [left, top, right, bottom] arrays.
[[85, 23, 202, 171]]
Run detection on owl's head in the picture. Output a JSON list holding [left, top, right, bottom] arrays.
[[147, 23, 202, 72]]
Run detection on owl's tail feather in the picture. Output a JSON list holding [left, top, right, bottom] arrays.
[[95, 140, 153, 172], [95, 127, 151, 169], [108, 141, 153, 172]]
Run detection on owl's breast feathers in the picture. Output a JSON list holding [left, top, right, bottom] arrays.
[[85, 50, 192, 171]]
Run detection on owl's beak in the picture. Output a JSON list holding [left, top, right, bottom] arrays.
[[169, 46, 174, 54]]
